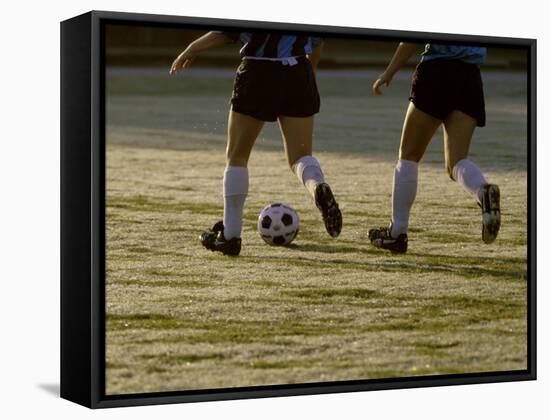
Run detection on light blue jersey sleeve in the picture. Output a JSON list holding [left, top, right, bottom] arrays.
[[421, 44, 487, 65]]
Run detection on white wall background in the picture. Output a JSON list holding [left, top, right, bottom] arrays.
[[0, 0, 546, 418]]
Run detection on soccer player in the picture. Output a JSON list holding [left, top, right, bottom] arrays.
[[170, 32, 342, 256], [368, 43, 501, 253]]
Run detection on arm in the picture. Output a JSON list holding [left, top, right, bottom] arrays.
[[170, 31, 234, 75], [372, 42, 421, 95], [307, 43, 323, 74]]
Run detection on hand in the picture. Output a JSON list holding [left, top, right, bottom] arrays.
[[170, 49, 195, 75], [372, 72, 393, 95]]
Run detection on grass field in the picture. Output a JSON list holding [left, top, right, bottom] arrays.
[[105, 66, 528, 395]]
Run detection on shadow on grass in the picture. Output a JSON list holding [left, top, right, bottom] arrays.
[[239, 250, 526, 281], [286, 242, 371, 254], [406, 252, 527, 265]]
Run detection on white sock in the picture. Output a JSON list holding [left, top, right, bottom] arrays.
[[292, 155, 325, 199], [452, 159, 487, 204], [223, 166, 248, 240], [391, 159, 418, 237]]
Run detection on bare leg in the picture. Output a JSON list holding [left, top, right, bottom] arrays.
[[226, 109, 264, 167], [399, 103, 441, 162], [442, 110, 477, 177], [391, 103, 441, 236], [222, 109, 264, 240], [443, 110, 485, 201], [278, 115, 319, 198], [443, 110, 500, 243], [277, 115, 314, 167], [278, 115, 342, 237]]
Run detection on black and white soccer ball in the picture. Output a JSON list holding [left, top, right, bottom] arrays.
[[257, 203, 299, 246]]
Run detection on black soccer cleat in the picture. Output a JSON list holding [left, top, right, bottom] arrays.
[[200, 220, 241, 256], [315, 183, 342, 238], [368, 225, 408, 254], [480, 184, 501, 244]]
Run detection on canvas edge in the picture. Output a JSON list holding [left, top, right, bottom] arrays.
[[60, 11, 94, 408], [58, 9, 537, 409]]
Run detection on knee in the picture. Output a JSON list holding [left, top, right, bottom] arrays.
[[226, 148, 248, 167], [399, 150, 422, 163]]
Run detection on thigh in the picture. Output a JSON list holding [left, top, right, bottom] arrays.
[[226, 109, 264, 167], [399, 102, 441, 162], [277, 115, 314, 167], [442, 110, 477, 172]]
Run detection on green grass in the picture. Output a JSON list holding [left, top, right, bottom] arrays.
[[107, 195, 222, 215], [104, 69, 528, 395], [140, 353, 227, 364], [282, 287, 381, 300]]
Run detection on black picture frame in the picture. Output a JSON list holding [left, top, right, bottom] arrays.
[[60, 10, 537, 409]]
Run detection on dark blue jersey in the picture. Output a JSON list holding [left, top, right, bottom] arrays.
[[215, 31, 322, 58]]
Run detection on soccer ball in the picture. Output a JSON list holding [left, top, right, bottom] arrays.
[[257, 203, 299, 246]]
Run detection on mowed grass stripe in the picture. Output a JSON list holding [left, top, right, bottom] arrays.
[[107, 293, 525, 337]]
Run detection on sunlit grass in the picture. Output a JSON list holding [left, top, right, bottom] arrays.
[[104, 69, 528, 395]]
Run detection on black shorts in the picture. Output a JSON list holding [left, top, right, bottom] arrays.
[[409, 59, 486, 127], [230, 56, 320, 122]]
